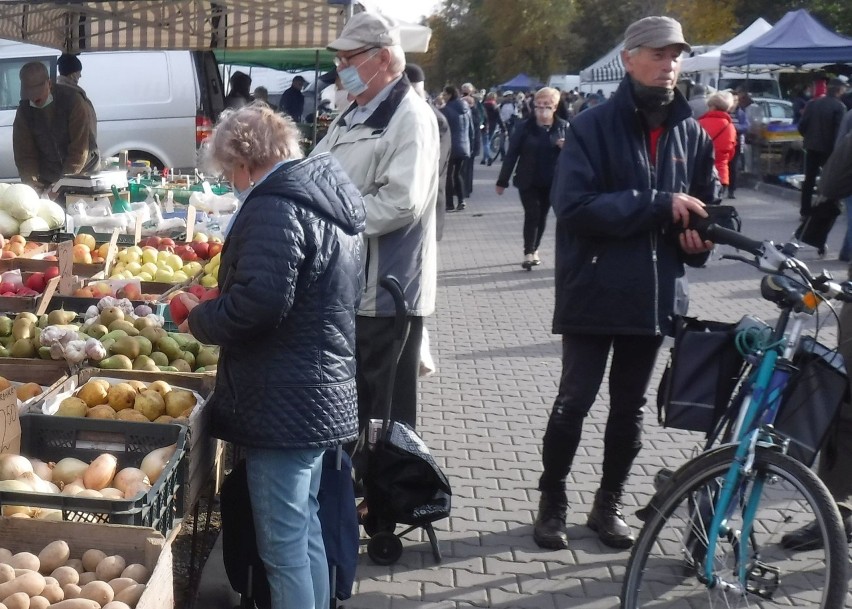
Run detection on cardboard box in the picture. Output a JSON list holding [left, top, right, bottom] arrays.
[[0, 358, 73, 414], [77, 368, 219, 512], [0, 517, 174, 609]]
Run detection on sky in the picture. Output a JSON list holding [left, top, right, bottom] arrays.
[[368, 0, 441, 23]]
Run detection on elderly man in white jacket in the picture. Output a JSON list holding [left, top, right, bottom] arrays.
[[311, 11, 439, 435]]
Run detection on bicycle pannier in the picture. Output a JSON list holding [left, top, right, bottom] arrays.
[[657, 317, 745, 434]]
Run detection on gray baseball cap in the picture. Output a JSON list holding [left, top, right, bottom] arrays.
[[623, 16, 691, 52], [328, 12, 401, 51]]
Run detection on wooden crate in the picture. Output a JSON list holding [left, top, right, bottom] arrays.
[[0, 358, 73, 414], [0, 516, 173, 609], [77, 368, 220, 512]]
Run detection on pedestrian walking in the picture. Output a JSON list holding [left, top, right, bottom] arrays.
[[698, 90, 737, 199], [533, 15, 717, 552], [441, 85, 474, 211], [495, 87, 568, 270]]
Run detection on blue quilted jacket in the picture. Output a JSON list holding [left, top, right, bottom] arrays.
[[188, 153, 366, 448]]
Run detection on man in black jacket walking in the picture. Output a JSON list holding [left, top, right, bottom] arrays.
[[798, 78, 848, 218], [533, 15, 717, 551]]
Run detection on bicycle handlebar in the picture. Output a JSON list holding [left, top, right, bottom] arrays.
[[692, 216, 764, 257]]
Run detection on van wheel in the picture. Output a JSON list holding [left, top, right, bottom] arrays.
[[128, 151, 165, 172]]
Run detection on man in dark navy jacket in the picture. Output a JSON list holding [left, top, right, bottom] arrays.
[[533, 15, 718, 551]]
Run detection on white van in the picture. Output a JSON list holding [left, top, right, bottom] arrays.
[[0, 40, 225, 180], [687, 69, 782, 99]]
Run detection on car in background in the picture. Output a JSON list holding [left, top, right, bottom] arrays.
[[752, 97, 794, 125]]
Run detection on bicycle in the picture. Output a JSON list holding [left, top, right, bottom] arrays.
[[621, 219, 851, 609]]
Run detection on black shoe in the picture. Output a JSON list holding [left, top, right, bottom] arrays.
[[587, 489, 635, 549], [480, 159, 486, 165], [781, 513, 852, 552], [533, 492, 568, 550], [457, 202, 466, 211], [446, 205, 455, 212], [487, 160, 493, 166], [727, 193, 736, 199]]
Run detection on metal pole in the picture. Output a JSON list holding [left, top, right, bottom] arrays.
[[312, 50, 320, 147]]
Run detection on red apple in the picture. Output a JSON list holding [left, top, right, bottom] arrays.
[[207, 243, 223, 258], [169, 292, 199, 325], [16, 287, 38, 297], [159, 238, 176, 250], [188, 284, 206, 299], [24, 272, 46, 293], [0, 282, 16, 294], [191, 241, 210, 259], [44, 266, 60, 280], [201, 287, 220, 301], [140, 235, 162, 249]]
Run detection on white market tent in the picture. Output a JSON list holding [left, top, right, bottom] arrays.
[[680, 18, 773, 73], [0, 0, 368, 52], [579, 42, 624, 86]]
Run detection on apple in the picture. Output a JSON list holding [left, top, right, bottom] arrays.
[[0, 282, 16, 294], [159, 237, 176, 250], [141, 247, 158, 265], [188, 284, 206, 299], [137, 272, 154, 282], [24, 272, 46, 293], [155, 267, 175, 282], [74, 287, 94, 297], [44, 266, 60, 281], [201, 287, 220, 301], [139, 236, 162, 249], [74, 234, 96, 250], [207, 243, 223, 258], [192, 232, 208, 243], [16, 287, 38, 297], [169, 292, 199, 325], [90, 282, 113, 298], [200, 274, 218, 288], [191, 241, 210, 259], [9, 235, 25, 246], [182, 261, 203, 277], [0, 251, 16, 260]]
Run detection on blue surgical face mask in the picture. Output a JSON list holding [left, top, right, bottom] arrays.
[[338, 51, 379, 97], [29, 93, 53, 109]]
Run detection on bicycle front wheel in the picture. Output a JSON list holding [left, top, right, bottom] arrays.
[[621, 445, 847, 609]]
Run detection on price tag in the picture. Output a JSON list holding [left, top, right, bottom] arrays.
[[0, 386, 20, 454]]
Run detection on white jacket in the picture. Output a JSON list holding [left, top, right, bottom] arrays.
[[312, 78, 439, 317]]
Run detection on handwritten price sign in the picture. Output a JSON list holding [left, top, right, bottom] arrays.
[[0, 386, 20, 454]]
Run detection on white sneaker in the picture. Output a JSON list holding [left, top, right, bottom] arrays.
[[531, 251, 541, 265]]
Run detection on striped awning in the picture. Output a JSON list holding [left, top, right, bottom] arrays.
[[0, 0, 365, 52], [579, 43, 625, 84]]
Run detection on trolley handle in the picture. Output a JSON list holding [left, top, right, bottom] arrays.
[[379, 276, 407, 340]]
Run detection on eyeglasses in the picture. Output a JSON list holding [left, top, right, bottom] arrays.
[[333, 47, 378, 68]]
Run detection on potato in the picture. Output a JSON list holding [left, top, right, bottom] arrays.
[[0, 549, 11, 563], [114, 583, 144, 608], [107, 578, 137, 594], [83, 454, 118, 491], [37, 540, 70, 574], [61, 583, 81, 599], [95, 556, 125, 583], [77, 572, 97, 586], [51, 566, 79, 587], [8, 553, 38, 572], [28, 598, 49, 609], [80, 580, 114, 606], [1, 592, 29, 609], [0, 570, 44, 599], [48, 600, 100, 609], [41, 582, 64, 603], [102, 602, 132, 609], [42, 578, 57, 588], [65, 559, 84, 574], [0, 565, 14, 584], [119, 563, 149, 584], [81, 550, 105, 573]]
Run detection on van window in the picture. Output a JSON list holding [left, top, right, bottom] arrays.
[[0, 57, 52, 110]]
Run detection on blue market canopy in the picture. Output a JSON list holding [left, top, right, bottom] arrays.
[[498, 73, 544, 91], [721, 9, 852, 67]]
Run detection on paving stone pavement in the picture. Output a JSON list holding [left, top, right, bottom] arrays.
[[342, 164, 852, 609]]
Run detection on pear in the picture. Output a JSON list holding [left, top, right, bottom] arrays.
[[156, 336, 182, 361], [37, 346, 53, 360], [101, 329, 128, 343], [10, 338, 35, 358], [98, 306, 125, 327], [108, 320, 139, 336], [158, 365, 179, 373], [134, 316, 158, 331], [149, 351, 169, 367], [99, 354, 133, 370], [134, 390, 166, 421], [132, 355, 159, 372], [48, 309, 77, 326], [0, 316, 13, 337], [179, 350, 195, 369], [37, 314, 48, 329], [196, 346, 220, 368], [56, 397, 88, 417], [140, 326, 167, 344], [110, 336, 141, 360], [87, 324, 109, 339], [15, 312, 38, 324], [165, 389, 197, 418], [134, 336, 153, 357], [11, 318, 34, 341], [170, 359, 192, 373], [0, 346, 10, 358], [107, 383, 137, 411]]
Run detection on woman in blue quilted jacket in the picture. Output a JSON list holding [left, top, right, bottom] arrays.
[[180, 103, 366, 609]]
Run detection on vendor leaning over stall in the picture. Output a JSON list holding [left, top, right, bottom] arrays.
[[13, 61, 100, 193]]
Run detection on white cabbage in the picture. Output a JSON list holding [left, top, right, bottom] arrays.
[[18, 216, 50, 237], [1, 183, 40, 220], [36, 199, 65, 229], [0, 210, 19, 237]]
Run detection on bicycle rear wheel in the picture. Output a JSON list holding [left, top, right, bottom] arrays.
[[621, 445, 847, 609]]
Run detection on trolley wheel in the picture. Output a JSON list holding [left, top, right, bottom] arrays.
[[367, 532, 403, 565], [363, 513, 395, 538]]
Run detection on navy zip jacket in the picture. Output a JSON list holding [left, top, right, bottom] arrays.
[[188, 153, 366, 448], [551, 76, 718, 337]]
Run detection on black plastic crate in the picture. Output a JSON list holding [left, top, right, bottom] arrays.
[[0, 415, 187, 536]]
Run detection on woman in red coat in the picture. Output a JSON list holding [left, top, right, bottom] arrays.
[[698, 91, 737, 197]]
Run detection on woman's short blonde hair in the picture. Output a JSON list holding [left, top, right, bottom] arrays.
[[534, 87, 561, 108], [707, 90, 734, 112], [203, 102, 304, 175]]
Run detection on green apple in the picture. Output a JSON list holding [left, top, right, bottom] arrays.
[[126, 261, 142, 274], [166, 254, 183, 271], [141, 247, 158, 265], [172, 271, 189, 283], [182, 261, 203, 276], [200, 274, 218, 288], [154, 267, 174, 282], [137, 272, 153, 281]]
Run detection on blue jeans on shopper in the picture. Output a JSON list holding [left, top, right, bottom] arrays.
[[246, 447, 328, 609], [841, 197, 852, 262], [481, 132, 492, 164]]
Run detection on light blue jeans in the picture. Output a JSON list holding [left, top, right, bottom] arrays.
[[246, 447, 328, 609], [841, 197, 852, 262]]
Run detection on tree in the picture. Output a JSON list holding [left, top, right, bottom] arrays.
[[666, 0, 738, 44]]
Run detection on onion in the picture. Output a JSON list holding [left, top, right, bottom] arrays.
[[15, 472, 55, 494], [83, 454, 118, 491], [123, 479, 152, 499], [34, 508, 63, 521], [77, 489, 103, 498], [112, 468, 150, 494], [140, 444, 176, 483], [29, 459, 54, 482], [52, 458, 89, 486], [99, 488, 124, 499], [0, 480, 35, 517], [61, 483, 85, 496], [0, 455, 33, 481]]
